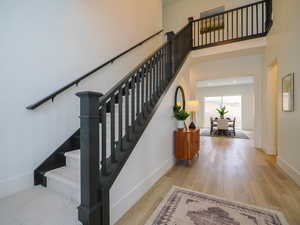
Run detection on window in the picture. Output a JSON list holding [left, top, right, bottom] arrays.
[[204, 96, 242, 129]]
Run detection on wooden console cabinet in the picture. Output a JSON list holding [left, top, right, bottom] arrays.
[[175, 129, 200, 166]]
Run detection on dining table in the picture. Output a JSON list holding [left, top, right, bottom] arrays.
[[211, 118, 235, 136]]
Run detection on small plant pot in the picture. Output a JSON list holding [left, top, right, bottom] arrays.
[[177, 120, 185, 130]]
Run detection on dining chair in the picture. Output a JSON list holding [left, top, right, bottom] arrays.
[[210, 117, 218, 135], [228, 117, 236, 136]]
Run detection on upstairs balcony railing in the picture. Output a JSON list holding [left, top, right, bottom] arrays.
[[191, 0, 272, 49]]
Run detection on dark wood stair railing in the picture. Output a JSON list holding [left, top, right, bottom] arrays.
[[76, 21, 192, 225]]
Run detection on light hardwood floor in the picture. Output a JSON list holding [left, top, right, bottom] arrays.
[[116, 135, 300, 225]]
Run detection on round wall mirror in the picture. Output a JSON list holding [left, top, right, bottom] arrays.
[[174, 86, 186, 111]]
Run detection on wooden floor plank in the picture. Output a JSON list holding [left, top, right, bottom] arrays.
[[116, 135, 300, 225]]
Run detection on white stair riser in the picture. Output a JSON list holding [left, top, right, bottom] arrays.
[[65, 153, 110, 170], [66, 156, 80, 169]]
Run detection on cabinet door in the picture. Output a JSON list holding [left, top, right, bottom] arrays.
[[175, 131, 188, 160]]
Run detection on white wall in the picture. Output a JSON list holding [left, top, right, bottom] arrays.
[[189, 48, 264, 147], [197, 84, 254, 130], [110, 54, 192, 224], [264, 0, 300, 185], [0, 0, 163, 198], [262, 63, 279, 155], [163, 0, 261, 33]]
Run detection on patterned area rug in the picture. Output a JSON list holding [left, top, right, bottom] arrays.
[[145, 186, 289, 225], [200, 129, 249, 139]]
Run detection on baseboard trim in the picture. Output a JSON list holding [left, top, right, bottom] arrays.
[[0, 172, 33, 199], [277, 157, 300, 186], [111, 158, 175, 224]]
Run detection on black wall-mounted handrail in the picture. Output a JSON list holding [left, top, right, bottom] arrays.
[[26, 29, 164, 110]]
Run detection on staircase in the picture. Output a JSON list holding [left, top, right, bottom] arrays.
[[34, 24, 192, 225], [32, 1, 272, 225]]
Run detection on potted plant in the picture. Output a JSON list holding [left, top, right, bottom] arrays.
[[174, 105, 190, 130], [216, 106, 229, 119]]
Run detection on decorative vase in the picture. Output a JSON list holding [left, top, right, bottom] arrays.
[[189, 121, 196, 129], [177, 120, 185, 130]]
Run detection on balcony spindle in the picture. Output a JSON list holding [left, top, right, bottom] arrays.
[[206, 18, 208, 45], [262, 2, 265, 33], [252, 5, 254, 35], [226, 12, 228, 40], [247, 7, 249, 36], [236, 10, 239, 38], [241, 8, 243, 37], [213, 16, 216, 43], [218, 15, 220, 42], [231, 11, 234, 39], [210, 17, 212, 44], [256, 4, 259, 34]]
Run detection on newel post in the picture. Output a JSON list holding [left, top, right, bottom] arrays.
[[76, 91, 103, 225], [166, 31, 175, 77]]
